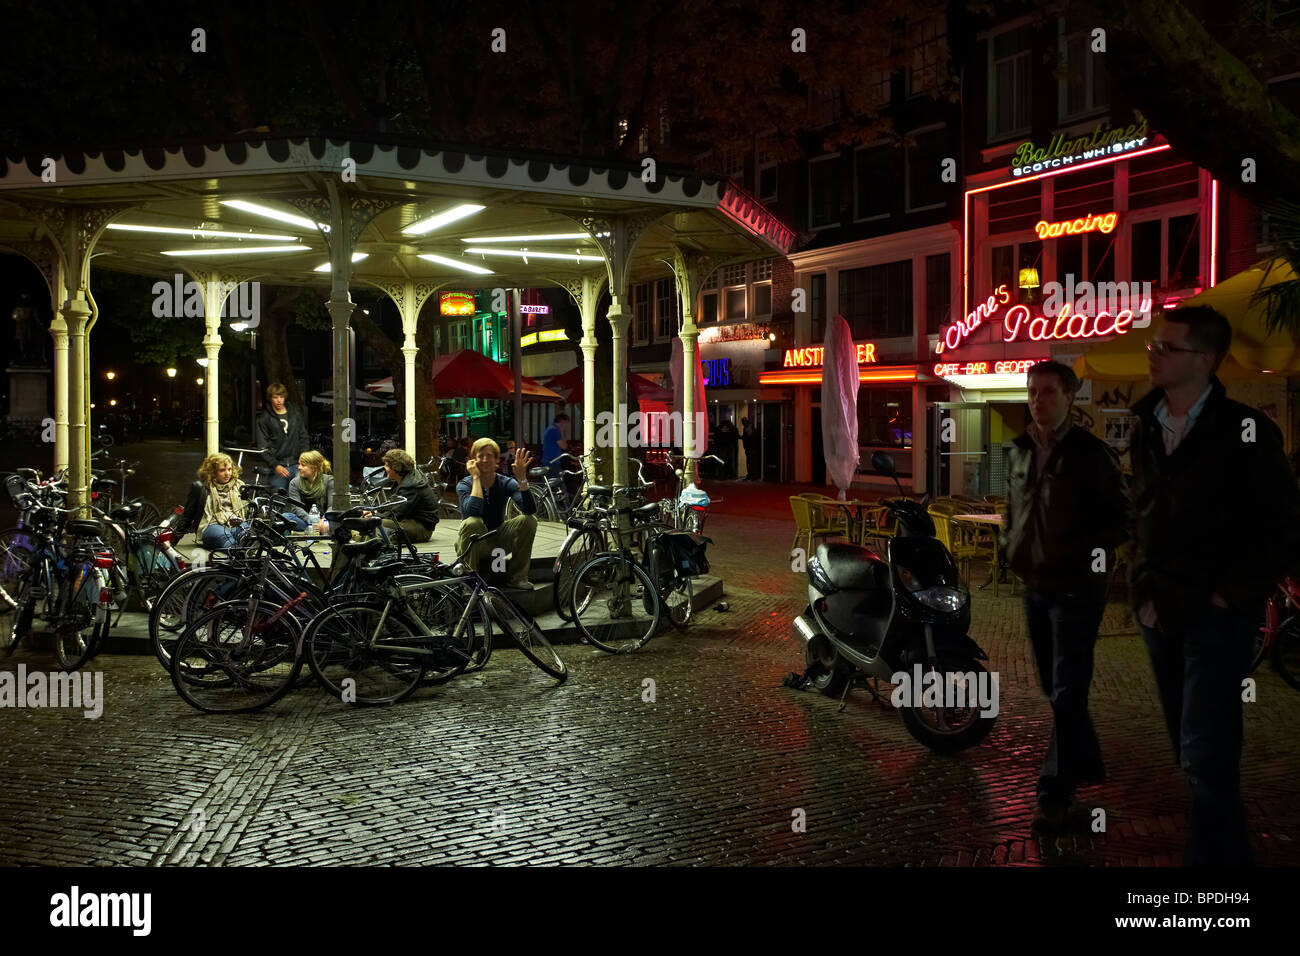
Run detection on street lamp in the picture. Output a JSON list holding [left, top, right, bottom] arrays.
[[106, 371, 116, 380], [166, 367, 177, 378]]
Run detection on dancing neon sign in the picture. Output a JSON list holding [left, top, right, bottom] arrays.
[[1034, 211, 1118, 239]]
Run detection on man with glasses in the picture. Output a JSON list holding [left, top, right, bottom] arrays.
[[1131, 306, 1300, 865]]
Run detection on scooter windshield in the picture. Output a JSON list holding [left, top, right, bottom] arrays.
[[888, 535, 959, 589]]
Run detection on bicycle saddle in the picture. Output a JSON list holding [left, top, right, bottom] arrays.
[[67, 519, 103, 538], [110, 502, 142, 522], [359, 556, 405, 581], [527, 467, 549, 481], [340, 515, 382, 533], [341, 537, 385, 559], [630, 502, 660, 521], [91, 477, 118, 488], [586, 484, 612, 498]]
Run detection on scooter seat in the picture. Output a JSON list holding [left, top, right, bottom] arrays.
[[816, 542, 887, 591]]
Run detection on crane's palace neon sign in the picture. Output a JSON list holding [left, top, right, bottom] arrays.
[[935, 283, 1145, 354]]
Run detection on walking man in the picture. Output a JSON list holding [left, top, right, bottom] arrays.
[[1130, 306, 1300, 865], [1001, 360, 1130, 830]]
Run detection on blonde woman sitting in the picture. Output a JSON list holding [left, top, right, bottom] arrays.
[[197, 453, 249, 551], [284, 450, 334, 533]]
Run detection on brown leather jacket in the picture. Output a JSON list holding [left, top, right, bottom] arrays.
[[1000, 421, 1130, 597]]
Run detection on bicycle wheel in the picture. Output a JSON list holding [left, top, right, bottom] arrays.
[[1271, 615, 1300, 693], [0, 536, 34, 654], [482, 589, 566, 680], [392, 575, 480, 685], [149, 566, 248, 672], [304, 601, 428, 704], [570, 554, 660, 654], [54, 563, 104, 672], [664, 575, 694, 629], [128, 498, 163, 531], [553, 528, 606, 622], [170, 600, 303, 713]]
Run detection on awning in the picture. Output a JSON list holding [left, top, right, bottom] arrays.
[[311, 388, 392, 408], [429, 349, 564, 402], [1073, 259, 1300, 382], [543, 366, 673, 404]]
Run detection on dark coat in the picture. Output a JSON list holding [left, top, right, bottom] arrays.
[[1000, 421, 1130, 597], [1129, 377, 1300, 632], [390, 469, 440, 531], [256, 404, 310, 471]]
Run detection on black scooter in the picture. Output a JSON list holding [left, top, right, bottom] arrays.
[[791, 452, 997, 753]]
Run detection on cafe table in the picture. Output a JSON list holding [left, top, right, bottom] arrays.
[[952, 512, 1005, 591]]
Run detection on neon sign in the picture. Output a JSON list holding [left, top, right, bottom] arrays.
[[1034, 211, 1118, 239], [936, 284, 1011, 354], [701, 357, 731, 387], [1001, 302, 1140, 344], [440, 291, 475, 316], [520, 304, 549, 314], [933, 358, 1046, 377], [782, 343, 878, 368], [1010, 118, 1149, 177]]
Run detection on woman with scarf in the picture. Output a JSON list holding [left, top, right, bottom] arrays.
[[196, 453, 249, 550], [285, 450, 335, 533]]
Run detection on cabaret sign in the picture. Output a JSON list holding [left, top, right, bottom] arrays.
[[1034, 211, 1118, 239], [1010, 117, 1149, 177], [783, 342, 878, 368]]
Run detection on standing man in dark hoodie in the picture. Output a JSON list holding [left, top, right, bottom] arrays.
[[377, 448, 440, 543], [1001, 360, 1130, 830], [257, 382, 309, 491], [1130, 306, 1300, 866]]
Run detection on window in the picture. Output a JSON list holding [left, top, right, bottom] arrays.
[[721, 263, 747, 287], [867, 69, 893, 109], [753, 283, 772, 316], [658, 105, 671, 148], [699, 292, 718, 324], [839, 260, 913, 339], [809, 85, 844, 127], [908, 13, 948, 97], [634, 283, 651, 344], [810, 155, 842, 228], [925, 253, 951, 334], [1129, 214, 1202, 290], [655, 278, 677, 338], [1130, 220, 1162, 288], [752, 258, 773, 282], [725, 288, 747, 321], [1087, 230, 1116, 283], [905, 126, 948, 211], [810, 273, 827, 342], [990, 240, 1043, 303], [1052, 164, 1113, 221], [855, 143, 893, 220], [858, 389, 913, 449], [987, 178, 1040, 235], [756, 133, 778, 201], [721, 146, 746, 183], [989, 25, 1032, 139], [1128, 152, 1199, 209], [1059, 21, 1108, 120]]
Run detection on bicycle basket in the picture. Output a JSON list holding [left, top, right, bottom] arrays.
[[662, 531, 712, 577]]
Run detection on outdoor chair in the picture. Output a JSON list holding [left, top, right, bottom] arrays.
[[927, 503, 983, 587], [790, 495, 850, 556]]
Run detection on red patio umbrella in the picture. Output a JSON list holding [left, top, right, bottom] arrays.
[[427, 349, 564, 402], [543, 366, 673, 404]]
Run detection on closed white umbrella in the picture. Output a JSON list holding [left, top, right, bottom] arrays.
[[670, 335, 708, 458], [820, 313, 859, 501]]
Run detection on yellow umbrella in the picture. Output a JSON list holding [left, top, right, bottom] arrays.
[[1074, 259, 1300, 382]]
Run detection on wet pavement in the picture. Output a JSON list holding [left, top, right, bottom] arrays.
[[1, 446, 1298, 865]]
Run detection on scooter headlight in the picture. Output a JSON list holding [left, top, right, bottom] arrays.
[[914, 586, 967, 613], [807, 556, 835, 594]]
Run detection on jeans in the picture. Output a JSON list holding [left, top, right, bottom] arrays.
[[269, 471, 291, 491], [281, 511, 308, 531], [1141, 605, 1256, 866], [1023, 588, 1107, 808], [200, 523, 245, 551], [456, 515, 536, 584]]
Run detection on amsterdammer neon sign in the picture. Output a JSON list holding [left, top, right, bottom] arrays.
[[782, 343, 878, 367], [1034, 211, 1118, 239]]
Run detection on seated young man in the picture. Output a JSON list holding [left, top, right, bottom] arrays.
[[456, 438, 537, 590], [378, 449, 440, 543]]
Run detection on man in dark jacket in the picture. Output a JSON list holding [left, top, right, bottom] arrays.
[[256, 383, 309, 490], [456, 438, 537, 590], [1001, 360, 1130, 830], [378, 449, 440, 543], [741, 416, 760, 481], [1129, 306, 1300, 866]]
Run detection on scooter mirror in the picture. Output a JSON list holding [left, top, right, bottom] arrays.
[[871, 451, 896, 476]]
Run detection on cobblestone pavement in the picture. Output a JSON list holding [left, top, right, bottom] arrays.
[[2, 479, 1299, 866]]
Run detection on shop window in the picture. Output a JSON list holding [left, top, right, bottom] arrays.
[[810, 273, 827, 342], [1168, 213, 1201, 288], [810, 155, 842, 229], [855, 143, 893, 220], [857, 389, 913, 449], [906, 126, 949, 212], [655, 278, 677, 339], [925, 253, 951, 334], [989, 25, 1032, 139], [1059, 20, 1108, 120], [634, 283, 651, 344], [839, 260, 913, 339]]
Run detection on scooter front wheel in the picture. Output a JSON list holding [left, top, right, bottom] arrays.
[[898, 658, 997, 754]]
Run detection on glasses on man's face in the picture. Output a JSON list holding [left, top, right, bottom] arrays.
[[1146, 340, 1205, 357]]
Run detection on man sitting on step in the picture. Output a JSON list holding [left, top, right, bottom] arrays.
[[456, 438, 538, 591]]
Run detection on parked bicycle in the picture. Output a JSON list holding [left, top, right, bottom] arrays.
[[656, 452, 724, 534], [89, 449, 163, 546], [1253, 574, 1300, 692]]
